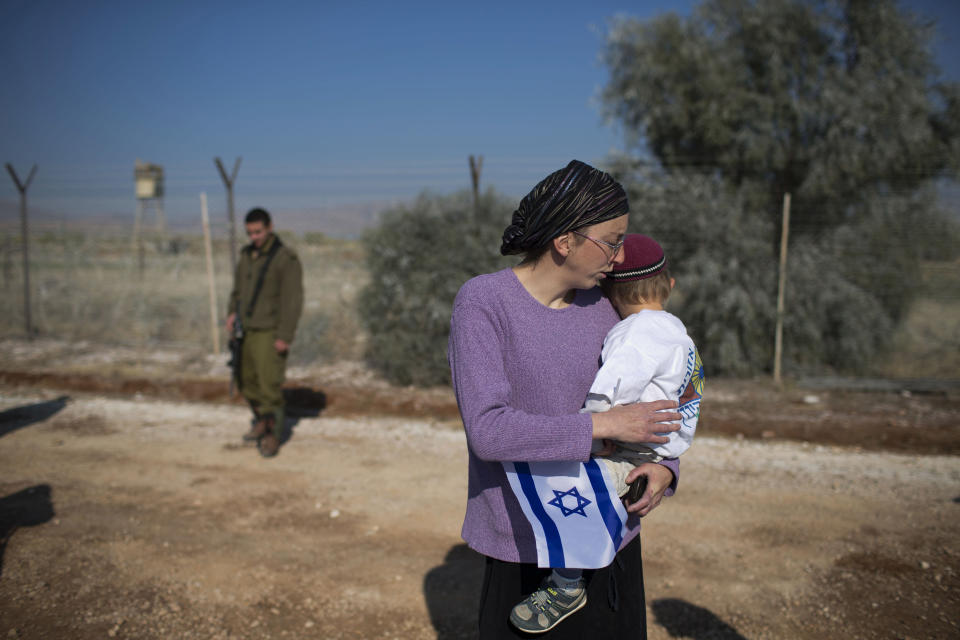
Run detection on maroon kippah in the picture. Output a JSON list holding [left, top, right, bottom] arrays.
[[609, 234, 666, 281]]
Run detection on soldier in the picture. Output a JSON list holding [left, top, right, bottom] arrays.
[[226, 208, 304, 458]]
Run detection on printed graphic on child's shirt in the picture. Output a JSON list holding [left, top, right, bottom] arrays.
[[677, 347, 703, 429]]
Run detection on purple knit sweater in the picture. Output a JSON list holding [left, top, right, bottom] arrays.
[[448, 268, 680, 563]]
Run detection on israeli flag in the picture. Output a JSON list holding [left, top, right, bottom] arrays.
[[504, 459, 629, 569]]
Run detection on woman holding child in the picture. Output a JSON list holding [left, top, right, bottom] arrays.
[[448, 160, 682, 638]]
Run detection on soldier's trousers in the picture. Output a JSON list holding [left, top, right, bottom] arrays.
[[240, 328, 286, 423]]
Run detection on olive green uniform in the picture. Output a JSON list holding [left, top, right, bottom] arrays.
[[228, 233, 304, 428]]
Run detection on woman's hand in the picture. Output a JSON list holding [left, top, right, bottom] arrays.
[[591, 400, 681, 444], [623, 462, 673, 516]]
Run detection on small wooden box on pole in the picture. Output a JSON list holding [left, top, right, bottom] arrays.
[[133, 160, 166, 276], [773, 192, 791, 387]]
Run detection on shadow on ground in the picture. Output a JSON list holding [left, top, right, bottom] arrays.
[[283, 386, 327, 419], [423, 543, 484, 640], [420, 550, 746, 639], [652, 598, 747, 640], [0, 484, 55, 577], [0, 396, 69, 439], [221, 386, 326, 455], [278, 386, 328, 450]]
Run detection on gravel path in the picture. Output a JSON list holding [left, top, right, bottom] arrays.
[[1, 388, 958, 639]]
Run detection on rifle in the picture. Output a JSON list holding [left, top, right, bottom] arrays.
[[228, 315, 244, 397], [227, 236, 283, 397]]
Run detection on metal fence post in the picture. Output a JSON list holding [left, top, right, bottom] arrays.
[[214, 157, 242, 274], [5, 163, 37, 339], [469, 155, 483, 220]]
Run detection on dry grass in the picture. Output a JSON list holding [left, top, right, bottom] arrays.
[[0, 230, 368, 367]]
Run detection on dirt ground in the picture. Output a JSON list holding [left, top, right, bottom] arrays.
[[0, 339, 958, 639]]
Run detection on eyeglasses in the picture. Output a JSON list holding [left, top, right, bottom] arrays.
[[572, 230, 625, 262]]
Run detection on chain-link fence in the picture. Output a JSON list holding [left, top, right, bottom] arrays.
[[1, 189, 957, 386], [0, 227, 368, 369]]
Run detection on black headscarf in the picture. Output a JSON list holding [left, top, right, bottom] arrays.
[[500, 160, 628, 256]]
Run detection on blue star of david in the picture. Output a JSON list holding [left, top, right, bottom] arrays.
[[547, 487, 591, 517]]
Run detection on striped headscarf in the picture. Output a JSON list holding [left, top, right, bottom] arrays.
[[500, 160, 629, 256]]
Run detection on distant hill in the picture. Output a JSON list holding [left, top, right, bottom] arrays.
[[265, 201, 389, 237], [0, 200, 130, 233], [5, 181, 954, 237], [0, 198, 391, 238]]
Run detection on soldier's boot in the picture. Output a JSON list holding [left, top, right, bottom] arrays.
[[241, 402, 263, 442], [257, 414, 280, 458], [242, 414, 269, 443]]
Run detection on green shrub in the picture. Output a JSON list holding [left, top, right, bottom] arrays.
[[359, 189, 514, 385], [620, 168, 898, 376], [622, 170, 777, 375], [781, 241, 893, 375]]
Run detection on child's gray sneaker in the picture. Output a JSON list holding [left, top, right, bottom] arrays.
[[509, 576, 586, 634]]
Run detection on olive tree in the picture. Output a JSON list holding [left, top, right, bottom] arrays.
[[603, 0, 959, 227], [602, 0, 960, 375], [359, 189, 514, 385]]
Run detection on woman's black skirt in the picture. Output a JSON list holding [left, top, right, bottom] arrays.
[[477, 536, 647, 639]]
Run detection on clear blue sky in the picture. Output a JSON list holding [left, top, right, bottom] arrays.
[[1, 0, 957, 229]]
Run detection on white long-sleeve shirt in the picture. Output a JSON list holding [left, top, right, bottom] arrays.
[[583, 309, 703, 459]]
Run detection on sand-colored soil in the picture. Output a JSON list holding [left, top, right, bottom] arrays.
[[0, 340, 957, 639]]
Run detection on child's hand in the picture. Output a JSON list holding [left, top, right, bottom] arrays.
[[623, 463, 673, 516], [594, 439, 616, 456]]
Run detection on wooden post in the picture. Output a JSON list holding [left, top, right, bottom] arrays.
[[133, 198, 145, 278], [3, 233, 11, 290], [200, 192, 220, 355], [773, 192, 791, 387], [5, 163, 37, 339], [156, 197, 167, 247], [469, 155, 483, 218], [214, 156, 242, 274]]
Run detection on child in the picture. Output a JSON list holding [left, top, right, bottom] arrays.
[[510, 233, 704, 634]]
